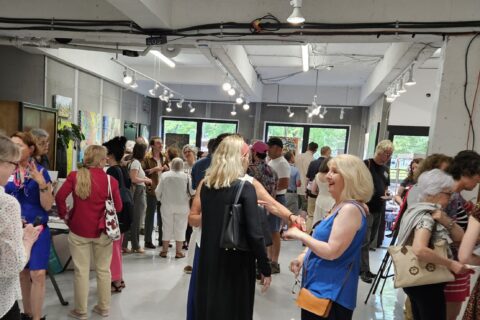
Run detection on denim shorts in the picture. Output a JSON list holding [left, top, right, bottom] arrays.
[[268, 194, 286, 232]]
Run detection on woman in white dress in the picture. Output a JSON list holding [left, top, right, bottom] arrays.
[[312, 157, 335, 225]]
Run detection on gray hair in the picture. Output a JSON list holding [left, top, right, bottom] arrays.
[[0, 134, 20, 163], [417, 169, 455, 201], [170, 157, 184, 172], [182, 144, 198, 158], [30, 128, 49, 138]]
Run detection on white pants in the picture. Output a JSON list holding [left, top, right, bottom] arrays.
[[161, 208, 189, 242]]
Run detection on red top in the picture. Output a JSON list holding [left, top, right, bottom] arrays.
[[55, 168, 123, 238]]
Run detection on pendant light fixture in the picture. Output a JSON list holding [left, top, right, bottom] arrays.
[[287, 0, 305, 24], [122, 69, 132, 84], [242, 102, 250, 110], [165, 102, 172, 113], [188, 102, 195, 113], [287, 107, 295, 118], [231, 105, 237, 116]]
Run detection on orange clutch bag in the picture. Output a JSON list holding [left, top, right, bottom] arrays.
[[296, 288, 332, 317]]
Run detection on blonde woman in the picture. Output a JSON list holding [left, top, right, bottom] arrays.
[[282, 154, 373, 320], [190, 135, 271, 320], [56, 145, 122, 320]]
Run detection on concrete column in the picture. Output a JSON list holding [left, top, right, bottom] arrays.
[[429, 36, 480, 155]]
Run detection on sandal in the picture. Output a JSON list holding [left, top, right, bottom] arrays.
[[122, 248, 131, 254], [111, 282, 122, 293], [68, 310, 88, 320], [175, 252, 186, 259], [120, 280, 126, 288], [159, 251, 168, 258]]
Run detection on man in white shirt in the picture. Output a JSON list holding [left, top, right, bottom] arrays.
[[267, 137, 290, 274], [295, 142, 318, 213]]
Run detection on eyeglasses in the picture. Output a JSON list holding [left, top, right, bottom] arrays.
[[291, 277, 301, 295]]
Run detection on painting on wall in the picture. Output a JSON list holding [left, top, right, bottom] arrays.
[[166, 133, 190, 150], [102, 116, 121, 142], [272, 136, 300, 154], [138, 124, 150, 142], [78, 110, 102, 163], [124, 121, 138, 141], [53, 95, 73, 119]]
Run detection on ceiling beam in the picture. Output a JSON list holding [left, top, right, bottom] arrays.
[[105, 0, 173, 29], [359, 42, 439, 106]]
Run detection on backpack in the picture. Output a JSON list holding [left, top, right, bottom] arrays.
[[112, 166, 133, 233]]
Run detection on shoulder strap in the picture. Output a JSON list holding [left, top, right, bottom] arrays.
[[107, 175, 112, 200], [234, 180, 246, 204]]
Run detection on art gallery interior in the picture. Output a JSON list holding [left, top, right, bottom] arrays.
[[0, 0, 480, 319]]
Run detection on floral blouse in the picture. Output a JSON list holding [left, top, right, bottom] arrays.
[[0, 185, 27, 317]]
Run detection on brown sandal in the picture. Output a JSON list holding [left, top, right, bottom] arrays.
[[159, 251, 168, 258], [175, 252, 185, 259]]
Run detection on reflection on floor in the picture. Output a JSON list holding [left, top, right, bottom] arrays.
[[41, 238, 410, 319]]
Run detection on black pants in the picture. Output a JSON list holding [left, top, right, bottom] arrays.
[[403, 283, 446, 320], [1, 302, 20, 320], [301, 303, 353, 320]]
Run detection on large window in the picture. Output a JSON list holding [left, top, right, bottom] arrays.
[[265, 122, 349, 156], [161, 117, 238, 151]]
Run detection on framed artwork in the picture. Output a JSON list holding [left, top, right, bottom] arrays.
[[103, 116, 121, 142], [166, 133, 190, 150], [78, 110, 102, 163], [271, 136, 300, 154], [124, 121, 138, 141], [53, 95, 73, 119]]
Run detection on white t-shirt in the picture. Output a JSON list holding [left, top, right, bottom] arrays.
[[268, 156, 291, 195], [130, 159, 146, 186]]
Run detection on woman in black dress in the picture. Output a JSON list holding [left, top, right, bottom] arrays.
[[190, 135, 271, 320]]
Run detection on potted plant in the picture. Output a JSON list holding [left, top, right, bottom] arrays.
[[56, 123, 84, 178]]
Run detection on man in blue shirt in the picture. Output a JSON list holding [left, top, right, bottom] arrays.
[[284, 151, 301, 216]]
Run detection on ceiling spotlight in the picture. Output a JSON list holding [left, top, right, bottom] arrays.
[[231, 105, 237, 116], [302, 44, 309, 72], [176, 99, 184, 108], [326, 65, 334, 71], [122, 70, 132, 84], [398, 78, 407, 93], [242, 102, 250, 110], [188, 102, 195, 113], [222, 81, 232, 91], [339, 108, 345, 120], [163, 89, 169, 96], [130, 73, 138, 88], [287, 107, 295, 118], [166, 102, 172, 113], [386, 95, 396, 103], [236, 96, 244, 105], [405, 65, 416, 86], [228, 88, 236, 96], [287, 0, 305, 24], [392, 86, 400, 98], [169, 92, 175, 99], [319, 109, 328, 119], [311, 95, 321, 115], [151, 50, 176, 68], [149, 83, 159, 96]]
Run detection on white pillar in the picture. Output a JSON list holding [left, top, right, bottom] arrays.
[[429, 36, 480, 155]]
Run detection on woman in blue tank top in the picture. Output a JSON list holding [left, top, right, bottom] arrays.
[[284, 154, 374, 320]]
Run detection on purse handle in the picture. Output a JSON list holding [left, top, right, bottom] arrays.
[[107, 175, 112, 201], [234, 180, 246, 205]]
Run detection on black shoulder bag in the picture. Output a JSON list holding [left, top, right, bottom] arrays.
[[114, 166, 133, 233], [220, 180, 249, 251]]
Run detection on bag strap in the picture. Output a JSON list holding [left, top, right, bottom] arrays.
[[107, 175, 112, 200], [234, 180, 246, 205]]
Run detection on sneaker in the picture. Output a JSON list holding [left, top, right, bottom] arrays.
[[144, 242, 156, 249], [184, 265, 193, 274], [92, 305, 109, 317], [360, 271, 374, 283], [270, 261, 280, 274]]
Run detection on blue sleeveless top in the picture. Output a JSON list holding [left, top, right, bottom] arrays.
[[302, 201, 367, 310]]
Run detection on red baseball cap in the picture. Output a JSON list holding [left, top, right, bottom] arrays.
[[251, 141, 268, 154]]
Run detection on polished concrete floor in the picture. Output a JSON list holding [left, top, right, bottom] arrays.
[[37, 235, 417, 320]]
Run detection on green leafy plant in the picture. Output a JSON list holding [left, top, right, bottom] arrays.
[[57, 123, 84, 150]]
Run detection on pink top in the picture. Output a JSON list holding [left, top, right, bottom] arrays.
[[55, 168, 122, 238]]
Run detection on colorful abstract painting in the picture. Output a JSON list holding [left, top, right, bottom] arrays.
[[78, 110, 102, 163], [102, 116, 121, 143]]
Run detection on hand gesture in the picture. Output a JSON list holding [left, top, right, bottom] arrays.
[[28, 161, 46, 186], [291, 215, 307, 232], [283, 227, 304, 240], [260, 275, 271, 293], [145, 178, 153, 185], [23, 224, 41, 246], [290, 259, 302, 277], [449, 260, 474, 275]]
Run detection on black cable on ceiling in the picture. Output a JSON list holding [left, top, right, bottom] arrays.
[[464, 33, 480, 150]]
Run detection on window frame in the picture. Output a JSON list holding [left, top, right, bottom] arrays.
[[161, 116, 239, 149], [264, 121, 350, 154]]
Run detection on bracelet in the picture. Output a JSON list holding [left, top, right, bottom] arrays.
[[39, 185, 49, 192]]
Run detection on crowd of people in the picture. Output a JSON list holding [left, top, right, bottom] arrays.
[[0, 128, 479, 320]]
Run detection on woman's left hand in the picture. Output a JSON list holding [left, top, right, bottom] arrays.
[[28, 161, 47, 186], [290, 215, 306, 231], [283, 227, 304, 240]]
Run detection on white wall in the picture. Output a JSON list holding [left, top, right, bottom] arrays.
[[388, 68, 439, 127]]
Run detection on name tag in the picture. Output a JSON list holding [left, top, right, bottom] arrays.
[[384, 171, 389, 179]]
